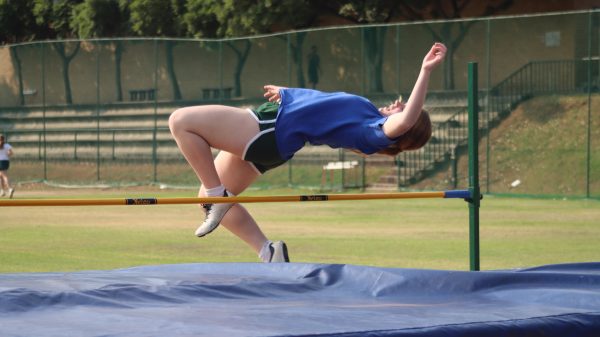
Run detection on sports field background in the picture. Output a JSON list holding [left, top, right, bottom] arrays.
[[1, 10, 599, 273], [1, 185, 598, 273], [2, 96, 599, 273]]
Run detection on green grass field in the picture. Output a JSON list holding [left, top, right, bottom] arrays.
[[1, 185, 599, 273]]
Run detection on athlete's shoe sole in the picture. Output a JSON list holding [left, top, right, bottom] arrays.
[[195, 191, 233, 237], [269, 241, 290, 263]]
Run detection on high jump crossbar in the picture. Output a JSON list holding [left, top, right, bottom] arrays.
[[0, 190, 471, 207]]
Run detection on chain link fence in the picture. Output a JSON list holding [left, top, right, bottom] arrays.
[[0, 10, 598, 197]]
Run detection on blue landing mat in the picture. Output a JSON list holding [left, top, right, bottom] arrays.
[[1, 262, 599, 337]]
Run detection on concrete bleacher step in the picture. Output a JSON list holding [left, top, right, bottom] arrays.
[[7, 129, 173, 141], [6, 121, 168, 131], [0, 106, 174, 132], [19, 145, 184, 160], [3, 117, 171, 131], [0, 108, 174, 119]]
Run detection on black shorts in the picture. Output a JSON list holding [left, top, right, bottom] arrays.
[[0, 160, 9, 171], [243, 102, 287, 174]]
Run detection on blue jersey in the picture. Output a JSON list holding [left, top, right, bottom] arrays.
[[275, 88, 396, 160]]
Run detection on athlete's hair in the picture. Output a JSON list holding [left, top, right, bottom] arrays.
[[377, 110, 431, 156], [0, 135, 5, 149]]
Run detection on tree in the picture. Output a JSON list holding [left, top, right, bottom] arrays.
[[184, 0, 252, 97], [184, 0, 318, 95], [320, 0, 514, 91], [396, 0, 514, 90], [0, 0, 45, 44], [71, 0, 130, 102], [129, 0, 186, 100], [33, 0, 84, 104], [227, 0, 318, 89], [318, 0, 399, 93], [0, 0, 45, 105]]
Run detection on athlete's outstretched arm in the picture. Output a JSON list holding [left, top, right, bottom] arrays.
[[382, 43, 446, 139]]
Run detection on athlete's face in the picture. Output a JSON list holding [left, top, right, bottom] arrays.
[[378, 99, 405, 116]]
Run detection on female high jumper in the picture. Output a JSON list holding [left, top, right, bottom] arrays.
[[169, 42, 447, 263]]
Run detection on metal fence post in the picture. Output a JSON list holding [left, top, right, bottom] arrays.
[[153, 39, 159, 183], [96, 40, 101, 181], [41, 43, 47, 181], [468, 62, 481, 271], [586, 11, 592, 198]]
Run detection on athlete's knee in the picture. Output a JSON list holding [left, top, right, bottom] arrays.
[[169, 106, 214, 135], [168, 108, 187, 134]]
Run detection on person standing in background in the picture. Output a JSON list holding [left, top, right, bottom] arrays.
[[307, 45, 321, 89], [0, 135, 15, 198]]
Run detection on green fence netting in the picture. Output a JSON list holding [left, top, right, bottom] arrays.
[[0, 10, 598, 197]]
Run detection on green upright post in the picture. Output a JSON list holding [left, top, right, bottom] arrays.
[[468, 62, 481, 271]]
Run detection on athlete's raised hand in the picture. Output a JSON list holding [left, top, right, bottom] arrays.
[[422, 42, 446, 72], [263, 85, 287, 102]]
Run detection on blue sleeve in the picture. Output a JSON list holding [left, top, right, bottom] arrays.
[[360, 117, 397, 154]]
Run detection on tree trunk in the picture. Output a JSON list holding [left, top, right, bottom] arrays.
[[10, 47, 24, 106], [114, 41, 123, 102], [53, 42, 81, 105], [292, 32, 307, 88], [441, 24, 455, 90], [227, 40, 252, 97], [62, 57, 72, 104], [363, 27, 387, 93], [166, 41, 182, 101], [276, 33, 307, 88]]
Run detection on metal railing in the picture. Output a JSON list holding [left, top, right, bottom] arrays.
[[489, 59, 596, 118], [395, 58, 597, 188]]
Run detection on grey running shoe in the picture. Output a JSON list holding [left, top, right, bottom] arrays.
[[194, 190, 233, 237], [8, 188, 14, 199], [269, 241, 290, 263]]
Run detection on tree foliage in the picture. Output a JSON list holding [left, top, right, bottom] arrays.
[[71, 0, 130, 38], [1, 0, 519, 45], [32, 0, 83, 39], [129, 0, 185, 37], [0, 0, 44, 43]]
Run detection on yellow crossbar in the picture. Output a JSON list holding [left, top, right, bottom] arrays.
[[0, 191, 458, 207]]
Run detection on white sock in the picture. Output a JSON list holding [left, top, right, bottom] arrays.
[[205, 185, 226, 197], [258, 240, 273, 263]]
